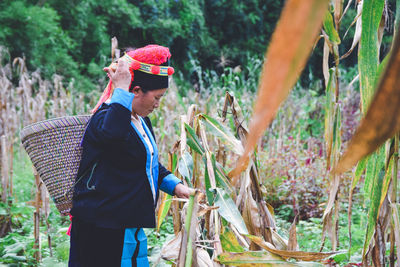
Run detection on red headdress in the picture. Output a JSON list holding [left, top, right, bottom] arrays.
[[92, 45, 174, 113]]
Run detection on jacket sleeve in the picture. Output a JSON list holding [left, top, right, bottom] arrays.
[[86, 88, 134, 146], [143, 117, 182, 196]]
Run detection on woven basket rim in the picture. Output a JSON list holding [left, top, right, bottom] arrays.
[[20, 114, 91, 141]]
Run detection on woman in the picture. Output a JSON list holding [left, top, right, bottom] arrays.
[[69, 45, 190, 267]]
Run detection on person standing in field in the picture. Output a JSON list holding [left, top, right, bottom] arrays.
[[68, 45, 191, 267]]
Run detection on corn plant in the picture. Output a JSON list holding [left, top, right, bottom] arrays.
[[223, 0, 399, 265], [155, 91, 339, 266]]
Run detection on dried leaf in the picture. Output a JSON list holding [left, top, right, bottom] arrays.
[[230, 0, 329, 181], [216, 251, 286, 266], [288, 216, 298, 251], [196, 248, 213, 266], [341, 0, 362, 59], [161, 230, 183, 261], [157, 193, 172, 232], [247, 235, 340, 261]]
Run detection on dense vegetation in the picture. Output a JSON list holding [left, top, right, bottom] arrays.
[[0, 0, 286, 92]]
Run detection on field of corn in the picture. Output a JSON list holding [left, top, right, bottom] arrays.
[[1, 0, 400, 266]]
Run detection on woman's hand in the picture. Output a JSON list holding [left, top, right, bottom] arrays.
[[103, 60, 131, 91], [173, 183, 192, 199]]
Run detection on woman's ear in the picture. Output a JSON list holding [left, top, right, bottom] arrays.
[[130, 86, 142, 95]]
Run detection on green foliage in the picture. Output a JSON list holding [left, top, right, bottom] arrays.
[[0, 0, 286, 93]]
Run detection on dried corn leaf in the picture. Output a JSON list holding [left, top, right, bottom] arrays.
[[247, 235, 340, 261], [161, 230, 183, 261], [216, 251, 324, 266], [341, 0, 362, 59], [288, 216, 298, 251], [230, 0, 329, 180], [196, 248, 213, 266]]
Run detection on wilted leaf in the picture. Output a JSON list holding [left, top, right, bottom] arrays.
[[242, 188, 263, 239], [157, 193, 172, 232], [220, 228, 245, 253], [216, 251, 325, 266], [333, 23, 400, 174], [231, 0, 329, 181], [196, 248, 213, 266], [161, 230, 182, 261], [247, 235, 340, 261], [214, 188, 249, 235], [341, 0, 362, 59], [288, 216, 298, 251], [216, 251, 287, 266]]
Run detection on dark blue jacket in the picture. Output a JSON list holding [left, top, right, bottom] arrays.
[[70, 88, 180, 229]]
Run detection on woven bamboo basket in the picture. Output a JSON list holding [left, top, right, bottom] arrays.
[[20, 115, 91, 215]]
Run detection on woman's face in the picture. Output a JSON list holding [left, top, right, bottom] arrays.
[[131, 87, 167, 117]]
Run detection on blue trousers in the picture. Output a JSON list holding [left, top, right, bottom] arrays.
[[69, 217, 149, 267]]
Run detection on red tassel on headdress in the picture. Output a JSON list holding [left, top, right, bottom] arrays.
[[91, 80, 114, 113]]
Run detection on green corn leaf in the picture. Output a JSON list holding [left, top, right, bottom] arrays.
[[363, 169, 384, 257], [178, 151, 193, 187], [379, 155, 393, 210], [364, 147, 385, 200], [214, 160, 235, 197], [199, 114, 243, 155], [323, 11, 341, 44], [214, 188, 249, 235], [184, 123, 204, 155], [203, 155, 215, 205], [358, 0, 385, 113], [351, 156, 368, 191], [184, 193, 196, 267], [391, 203, 400, 262]]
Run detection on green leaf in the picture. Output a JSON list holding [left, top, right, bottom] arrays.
[[362, 154, 386, 256], [199, 114, 243, 155], [214, 188, 249, 235], [351, 156, 368, 191], [323, 11, 340, 44], [203, 155, 215, 205], [184, 123, 204, 154], [220, 228, 245, 253], [358, 0, 385, 113], [214, 160, 235, 197], [178, 151, 193, 187]]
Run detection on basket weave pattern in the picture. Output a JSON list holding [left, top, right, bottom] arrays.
[[21, 115, 91, 215]]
